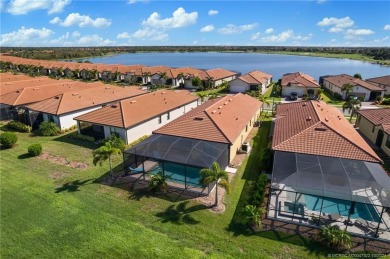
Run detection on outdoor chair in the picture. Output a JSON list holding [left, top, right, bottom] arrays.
[[354, 218, 387, 235]]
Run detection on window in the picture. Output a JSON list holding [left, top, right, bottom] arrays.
[[386, 136, 390, 149], [167, 112, 170, 120], [158, 116, 162, 124], [372, 125, 375, 133]]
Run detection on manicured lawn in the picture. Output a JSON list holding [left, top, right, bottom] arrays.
[[321, 90, 345, 106], [0, 126, 332, 258], [263, 84, 282, 102]]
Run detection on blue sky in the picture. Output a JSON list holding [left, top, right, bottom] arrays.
[[1, 0, 389, 47]]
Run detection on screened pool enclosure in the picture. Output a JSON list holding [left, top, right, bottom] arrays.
[[268, 151, 390, 241], [123, 134, 229, 193]]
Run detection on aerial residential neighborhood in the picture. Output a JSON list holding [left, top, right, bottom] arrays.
[[1, 1, 390, 258]]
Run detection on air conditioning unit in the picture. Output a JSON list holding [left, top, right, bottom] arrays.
[[241, 142, 249, 153]]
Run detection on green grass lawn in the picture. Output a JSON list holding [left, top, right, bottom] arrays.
[[0, 125, 333, 258], [321, 90, 345, 106]]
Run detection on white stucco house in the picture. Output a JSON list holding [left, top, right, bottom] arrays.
[[74, 90, 199, 144], [281, 72, 320, 97], [230, 70, 272, 93], [366, 75, 390, 96]]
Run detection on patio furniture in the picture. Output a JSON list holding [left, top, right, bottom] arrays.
[[128, 166, 144, 173], [329, 213, 343, 222], [354, 218, 387, 235]]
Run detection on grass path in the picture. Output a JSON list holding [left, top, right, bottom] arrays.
[[0, 126, 332, 258]]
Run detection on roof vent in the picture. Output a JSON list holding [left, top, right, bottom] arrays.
[[130, 100, 137, 104], [229, 99, 232, 102], [224, 102, 228, 105], [218, 106, 222, 109], [307, 116, 312, 121], [111, 104, 117, 108], [16, 90, 20, 93], [161, 91, 166, 94], [325, 118, 329, 122], [314, 127, 327, 131], [33, 88, 40, 90], [72, 93, 79, 96], [194, 117, 204, 121], [105, 87, 111, 89], [212, 110, 216, 114], [54, 96, 60, 99], [5, 83, 11, 85]]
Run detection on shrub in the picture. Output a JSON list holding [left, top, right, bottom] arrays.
[[126, 135, 148, 149], [28, 143, 42, 156], [0, 132, 18, 148], [320, 226, 352, 250], [104, 133, 125, 151], [260, 148, 274, 172], [251, 173, 269, 207], [72, 133, 95, 142], [381, 98, 390, 105], [7, 121, 32, 133], [148, 172, 169, 192], [191, 76, 201, 87], [242, 205, 265, 229], [333, 93, 342, 100], [38, 121, 60, 136], [376, 95, 383, 103]]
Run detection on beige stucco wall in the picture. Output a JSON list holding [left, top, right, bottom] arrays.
[[356, 115, 378, 143], [229, 108, 260, 163], [380, 132, 390, 157]]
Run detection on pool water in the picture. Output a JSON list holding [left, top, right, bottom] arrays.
[[303, 194, 380, 223], [149, 162, 203, 188]]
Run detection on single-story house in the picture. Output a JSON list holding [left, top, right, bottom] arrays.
[[26, 85, 146, 130], [366, 75, 390, 96], [169, 67, 208, 88], [205, 68, 238, 88], [122, 93, 261, 190], [356, 108, 390, 157], [269, 100, 390, 241], [281, 72, 320, 97], [230, 70, 272, 93], [321, 74, 385, 101], [74, 90, 199, 143]]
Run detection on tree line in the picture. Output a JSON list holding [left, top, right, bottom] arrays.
[[1, 46, 389, 61]]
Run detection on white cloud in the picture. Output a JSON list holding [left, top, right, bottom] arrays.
[[218, 23, 258, 34], [128, 0, 148, 4], [6, 0, 70, 15], [72, 31, 80, 38], [1, 26, 54, 46], [260, 30, 294, 42], [132, 27, 168, 41], [251, 32, 261, 40], [317, 0, 326, 4], [384, 25, 390, 30], [373, 36, 389, 43], [0, 0, 4, 11], [78, 34, 115, 46], [265, 28, 274, 34], [200, 25, 215, 32], [346, 29, 375, 36], [208, 9, 218, 16], [51, 13, 112, 28], [317, 16, 354, 29], [328, 27, 343, 33], [142, 7, 197, 29], [117, 32, 131, 39]]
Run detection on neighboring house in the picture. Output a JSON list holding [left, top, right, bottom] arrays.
[[366, 75, 390, 96], [74, 90, 198, 143], [170, 67, 208, 88], [356, 108, 390, 157], [205, 68, 238, 88], [269, 100, 389, 241], [281, 72, 320, 97], [230, 70, 272, 93], [122, 93, 261, 191], [26, 85, 146, 130], [322, 74, 385, 101]]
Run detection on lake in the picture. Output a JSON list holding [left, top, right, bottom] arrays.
[[72, 52, 390, 81]]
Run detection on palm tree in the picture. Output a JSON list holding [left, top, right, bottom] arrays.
[[342, 98, 361, 122], [142, 72, 151, 85], [258, 94, 270, 113], [205, 76, 214, 89], [158, 71, 168, 85], [92, 142, 121, 178], [341, 83, 354, 100], [199, 162, 230, 208], [197, 93, 207, 103], [316, 88, 324, 100], [177, 72, 185, 87]]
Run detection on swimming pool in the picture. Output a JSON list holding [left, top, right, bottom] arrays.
[[302, 194, 380, 223]]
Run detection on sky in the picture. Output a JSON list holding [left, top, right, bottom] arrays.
[[0, 0, 389, 47]]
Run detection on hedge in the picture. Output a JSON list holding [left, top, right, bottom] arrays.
[[251, 173, 268, 207], [7, 121, 32, 133], [0, 132, 18, 148], [72, 133, 95, 142], [38, 121, 60, 136], [28, 143, 42, 156]]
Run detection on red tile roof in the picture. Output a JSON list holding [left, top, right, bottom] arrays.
[[1, 77, 73, 95], [237, 70, 272, 85], [281, 72, 320, 88], [382, 124, 390, 135], [366, 75, 390, 88], [206, 68, 237, 80], [358, 108, 390, 126], [170, 67, 208, 80], [155, 93, 261, 144], [272, 100, 382, 163], [323, 74, 384, 91], [74, 90, 198, 128]]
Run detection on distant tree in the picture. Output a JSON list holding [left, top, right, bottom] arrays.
[[199, 162, 230, 208], [353, 73, 362, 79]]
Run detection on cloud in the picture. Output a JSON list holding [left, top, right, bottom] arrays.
[[50, 13, 112, 28], [72, 31, 80, 38], [128, 0, 148, 4], [317, 0, 326, 4], [317, 16, 354, 33], [6, 0, 70, 15], [373, 36, 389, 43], [346, 29, 374, 36], [265, 28, 274, 34], [0, 26, 54, 46], [254, 30, 312, 43], [117, 28, 168, 41], [142, 7, 197, 29], [384, 25, 390, 30], [200, 25, 215, 32], [260, 30, 294, 42], [78, 34, 115, 46], [251, 32, 261, 40], [208, 9, 218, 16], [218, 23, 258, 34], [117, 32, 131, 39]]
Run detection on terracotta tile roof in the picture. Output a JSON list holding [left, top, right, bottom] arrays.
[[382, 124, 390, 135], [281, 72, 320, 88], [358, 108, 390, 126], [238, 70, 272, 85], [272, 100, 382, 163], [1, 77, 73, 95], [323, 74, 384, 91], [74, 90, 198, 128], [366, 75, 390, 88], [0, 73, 46, 83], [27, 85, 145, 115], [155, 93, 261, 144], [170, 67, 208, 80], [1, 81, 105, 106], [206, 68, 237, 80]]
